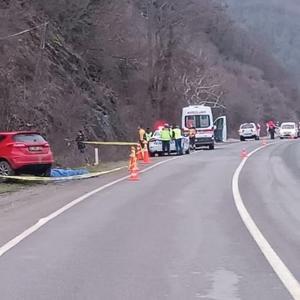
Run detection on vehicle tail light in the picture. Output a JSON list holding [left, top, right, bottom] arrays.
[[43, 143, 50, 147]]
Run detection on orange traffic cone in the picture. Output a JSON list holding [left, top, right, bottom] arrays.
[[142, 145, 151, 164], [128, 147, 137, 171], [136, 144, 143, 161], [132, 153, 139, 171], [128, 169, 140, 181], [128, 157, 133, 172], [135, 162, 140, 171], [240, 148, 248, 159]]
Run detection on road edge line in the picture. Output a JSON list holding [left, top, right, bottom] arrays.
[[0, 156, 180, 257], [232, 144, 300, 300]]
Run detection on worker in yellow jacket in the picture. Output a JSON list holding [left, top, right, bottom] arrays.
[[160, 124, 171, 155], [173, 125, 183, 155]]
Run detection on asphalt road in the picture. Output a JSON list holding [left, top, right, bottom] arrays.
[[0, 140, 299, 300]]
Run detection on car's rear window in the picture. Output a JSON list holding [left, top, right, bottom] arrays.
[[241, 123, 254, 129], [281, 124, 295, 129], [13, 134, 46, 143]]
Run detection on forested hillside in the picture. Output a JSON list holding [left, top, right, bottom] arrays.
[[224, 0, 300, 81], [0, 0, 299, 164]]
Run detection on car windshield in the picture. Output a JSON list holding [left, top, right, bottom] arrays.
[[241, 123, 254, 129], [13, 134, 46, 143], [281, 124, 294, 129], [185, 115, 210, 128]]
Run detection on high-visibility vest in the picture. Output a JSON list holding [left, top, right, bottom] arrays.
[[160, 129, 171, 141], [145, 132, 152, 141], [173, 128, 182, 139]]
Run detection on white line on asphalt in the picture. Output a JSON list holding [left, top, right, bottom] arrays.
[[232, 145, 300, 300], [0, 156, 180, 258]]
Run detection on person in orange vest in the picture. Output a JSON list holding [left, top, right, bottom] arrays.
[[138, 125, 146, 148], [189, 126, 196, 150]]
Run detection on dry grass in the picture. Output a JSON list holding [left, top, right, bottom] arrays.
[[87, 160, 128, 173], [0, 183, 21, 194], [0, 160, 128, 195]]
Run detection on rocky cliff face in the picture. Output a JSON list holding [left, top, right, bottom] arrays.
[[0, 0, 299, 165]]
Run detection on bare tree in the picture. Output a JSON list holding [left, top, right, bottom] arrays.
[[182, 72, 224, 106]]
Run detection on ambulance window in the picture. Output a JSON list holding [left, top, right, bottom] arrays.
[[216, 118, 224, 129], [185, 116, 196, 128], [185, 115, 210, 128], [197, 115, 210, 128]]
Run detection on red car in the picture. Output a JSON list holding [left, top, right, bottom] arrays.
[[0, 131, 54, 177]]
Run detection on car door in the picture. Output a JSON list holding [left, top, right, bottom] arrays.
[[214, 116, 227, 142]]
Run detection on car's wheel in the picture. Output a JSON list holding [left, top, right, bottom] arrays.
[[255, 135, 259, 140], [0, 160, 15, 176], [209, 144, 214, 150], [280, 137, 283, 139], [149, 152, 155, 157], [240, 136, 245, 141]]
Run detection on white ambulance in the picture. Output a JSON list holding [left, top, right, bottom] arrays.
[[182, 105, 227, 150]]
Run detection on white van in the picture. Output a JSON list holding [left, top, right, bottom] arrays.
[[182, 105, 227, 150]]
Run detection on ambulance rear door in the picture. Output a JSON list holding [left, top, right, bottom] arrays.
[[214, 116, 227, 142]]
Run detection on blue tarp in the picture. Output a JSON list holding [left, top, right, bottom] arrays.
[[50, 168, 89, 177]]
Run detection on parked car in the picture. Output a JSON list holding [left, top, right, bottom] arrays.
[[148, 128, 190, 156], [279, 122, 298, 139], [0, 131, 54, 176], [239, 123, 260, 141]]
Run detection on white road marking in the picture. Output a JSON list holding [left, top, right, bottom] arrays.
[[0, 156, 180, 257], [232, 145, 300, 299]]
